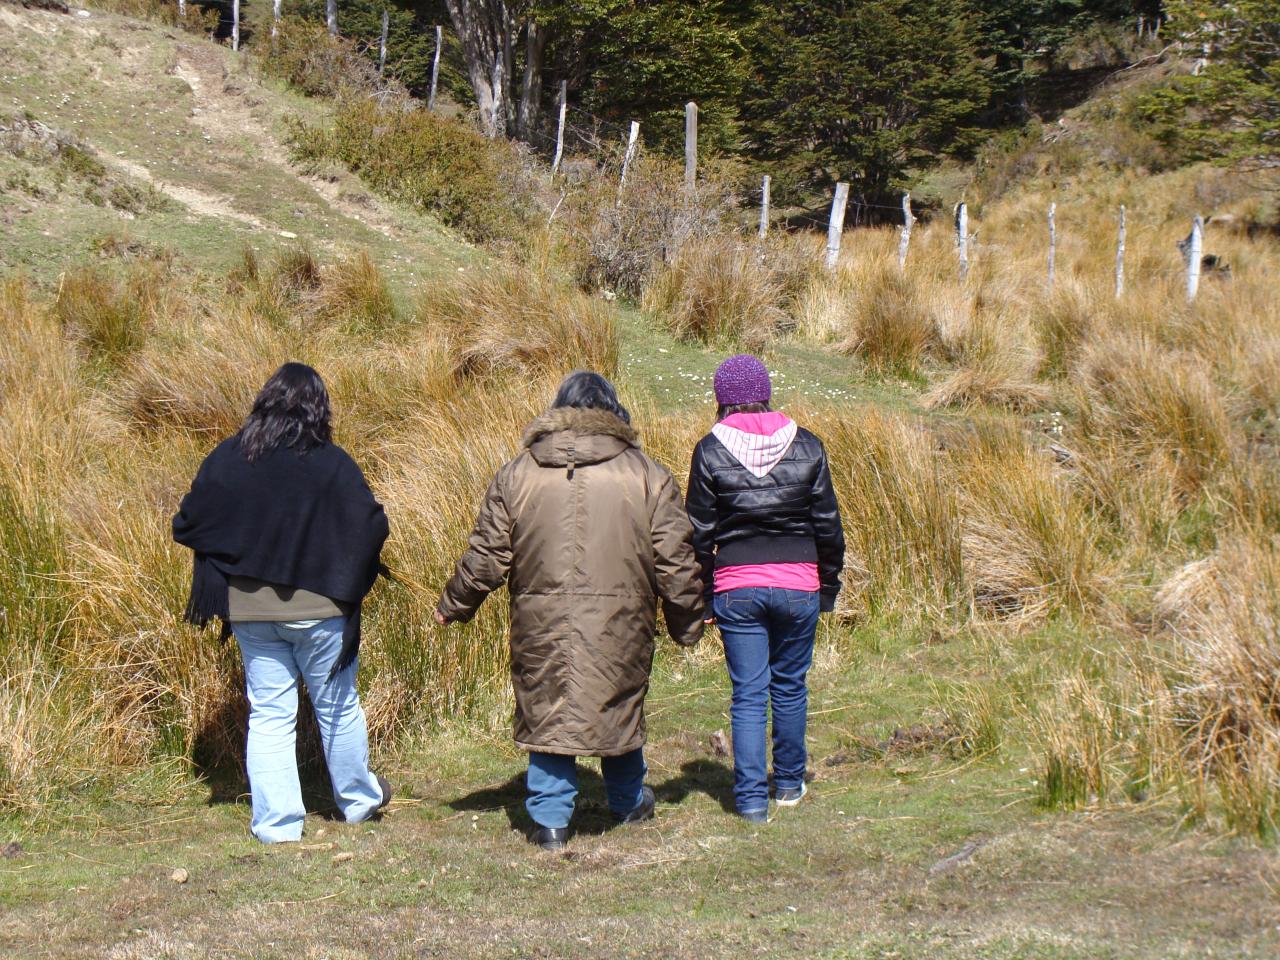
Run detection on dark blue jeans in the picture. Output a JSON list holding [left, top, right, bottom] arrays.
[[714, 587, 820, 815], [525, 748, 647, 829]]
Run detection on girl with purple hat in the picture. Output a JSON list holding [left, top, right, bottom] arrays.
[[686, 355, 845, 822]]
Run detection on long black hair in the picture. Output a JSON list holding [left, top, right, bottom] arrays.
[[237, 362, 332, 462], [552, 370, 631, 425]]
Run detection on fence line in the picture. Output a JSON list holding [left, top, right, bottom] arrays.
[[225, 14, 1228, 297]]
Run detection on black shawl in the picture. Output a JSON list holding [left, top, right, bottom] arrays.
[[172, 437, 390, 680]]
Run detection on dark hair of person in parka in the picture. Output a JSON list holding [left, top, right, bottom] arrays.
[[238, 361, 333, 463], [552, 369, 632, 425]]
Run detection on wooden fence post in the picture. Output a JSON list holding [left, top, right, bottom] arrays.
[[1184, 215, 1204, 301], [1115, 205, 1126, 298], [955, 202, 970, 279], [897, 193, 914, 271], [271, 0, 280, 37], [617, 120, 640, 204], [378, 10, 389, 77], [326, 0, 337, 36], [684, 101, 697, 191], [551, 80, 567, 174], [758, 175, 771, 239], [427, 25, 442, 110], [1047, 202, 1056, 288], [232, 0, 240, 51], [825, 182, 850, 270]]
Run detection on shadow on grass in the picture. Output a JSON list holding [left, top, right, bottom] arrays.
[[193, 689, 345, 822], [448, 764, 656, 838], [654, 758, 737, 814]]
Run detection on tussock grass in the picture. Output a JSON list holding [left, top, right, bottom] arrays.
[[956, 423, 1102, 619], [813, 408, 963, 620], [1075, 335, 1238, 498], [420, 263, 618, 380], [313, 251, 397, 333], [53, 263, 167, 363], [837, 266, 939, 377], [643, 237, 786, 350]]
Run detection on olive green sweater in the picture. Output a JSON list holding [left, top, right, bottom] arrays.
[[227, 576, 349, 622]]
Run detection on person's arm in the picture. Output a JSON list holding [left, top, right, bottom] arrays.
[[811, 441, 846, 613], [684, 441, 718, 608], [436, 468, 514, 624], [651, 468, 705, 646]]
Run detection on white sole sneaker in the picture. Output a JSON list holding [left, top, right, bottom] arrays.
[[774, 783, 807, 807]]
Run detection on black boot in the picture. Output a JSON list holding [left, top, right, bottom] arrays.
[[616, 785, 656, 824], [375, 774, 392, 812], [530, 826, 569, 850]]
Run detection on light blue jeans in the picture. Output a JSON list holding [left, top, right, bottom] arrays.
[[232, 617, 383, 843], [526, 749, 648, 829]]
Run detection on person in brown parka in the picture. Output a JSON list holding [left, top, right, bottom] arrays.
[[435, 371, 705, 850]]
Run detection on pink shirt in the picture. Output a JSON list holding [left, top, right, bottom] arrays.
[[715, 561, 821, 593], [711, 411, 820, 594]]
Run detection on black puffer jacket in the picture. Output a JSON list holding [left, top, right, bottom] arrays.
[[686, 425, 845, 611]]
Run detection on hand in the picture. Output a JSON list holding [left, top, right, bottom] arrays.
[[433, 609, 448, 626], [703, 617, 716, 625]]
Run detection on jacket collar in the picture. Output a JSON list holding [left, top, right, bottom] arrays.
[[522, 407, 637, 468]]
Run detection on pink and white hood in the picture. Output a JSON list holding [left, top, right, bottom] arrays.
[[711, 411, 797, 478]]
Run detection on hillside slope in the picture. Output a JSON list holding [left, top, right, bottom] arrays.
[[0, 4, 476, 291]]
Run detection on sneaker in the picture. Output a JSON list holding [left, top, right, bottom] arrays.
[[616, 785, 656, 825], [530, 825, 569, 850], [375, 774, 393, 811], [774, 783, 807, 807], [739, 808, 769, 824]]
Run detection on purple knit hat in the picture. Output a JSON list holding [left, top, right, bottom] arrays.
[[713, 354, 771, 406]]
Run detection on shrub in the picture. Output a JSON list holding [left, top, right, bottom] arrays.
[[258, 18, 384, 99], [288, 99, 539, 246], [418, 264, 618, 381], [89, 0, 220, 34], [563, 153, 740, 296]]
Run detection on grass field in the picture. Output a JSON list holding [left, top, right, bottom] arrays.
[[4, 652, 1278, 959], [2, 5, 1280, 957]]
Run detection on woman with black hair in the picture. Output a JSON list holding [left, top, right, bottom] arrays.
[[173, 362, 391, 843], [436, 371, 706, 850]]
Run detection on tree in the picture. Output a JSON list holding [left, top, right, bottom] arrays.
[[1138, 1, 1280, 162], [970, 0, 1087, 117], [552, 0, 753, 155], [744, 0, 989, 212]]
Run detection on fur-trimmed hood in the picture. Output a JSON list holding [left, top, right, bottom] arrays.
[[522, 406, 638, 468]]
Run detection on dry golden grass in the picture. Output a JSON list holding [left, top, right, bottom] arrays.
[[2, 154, 1280, 836], [643, 236, 787, 350], [419, 263, 617, 381]]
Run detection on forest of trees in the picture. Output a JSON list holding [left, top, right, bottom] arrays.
[[278, 0, 1273, 205]]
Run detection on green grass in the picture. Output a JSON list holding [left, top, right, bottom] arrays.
[[1, 643, 1276, 958], [616, 307, 922, 415], [0, 5, 478, 296]]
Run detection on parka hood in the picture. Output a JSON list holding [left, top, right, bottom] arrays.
[[522, 406, 638, 468]]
